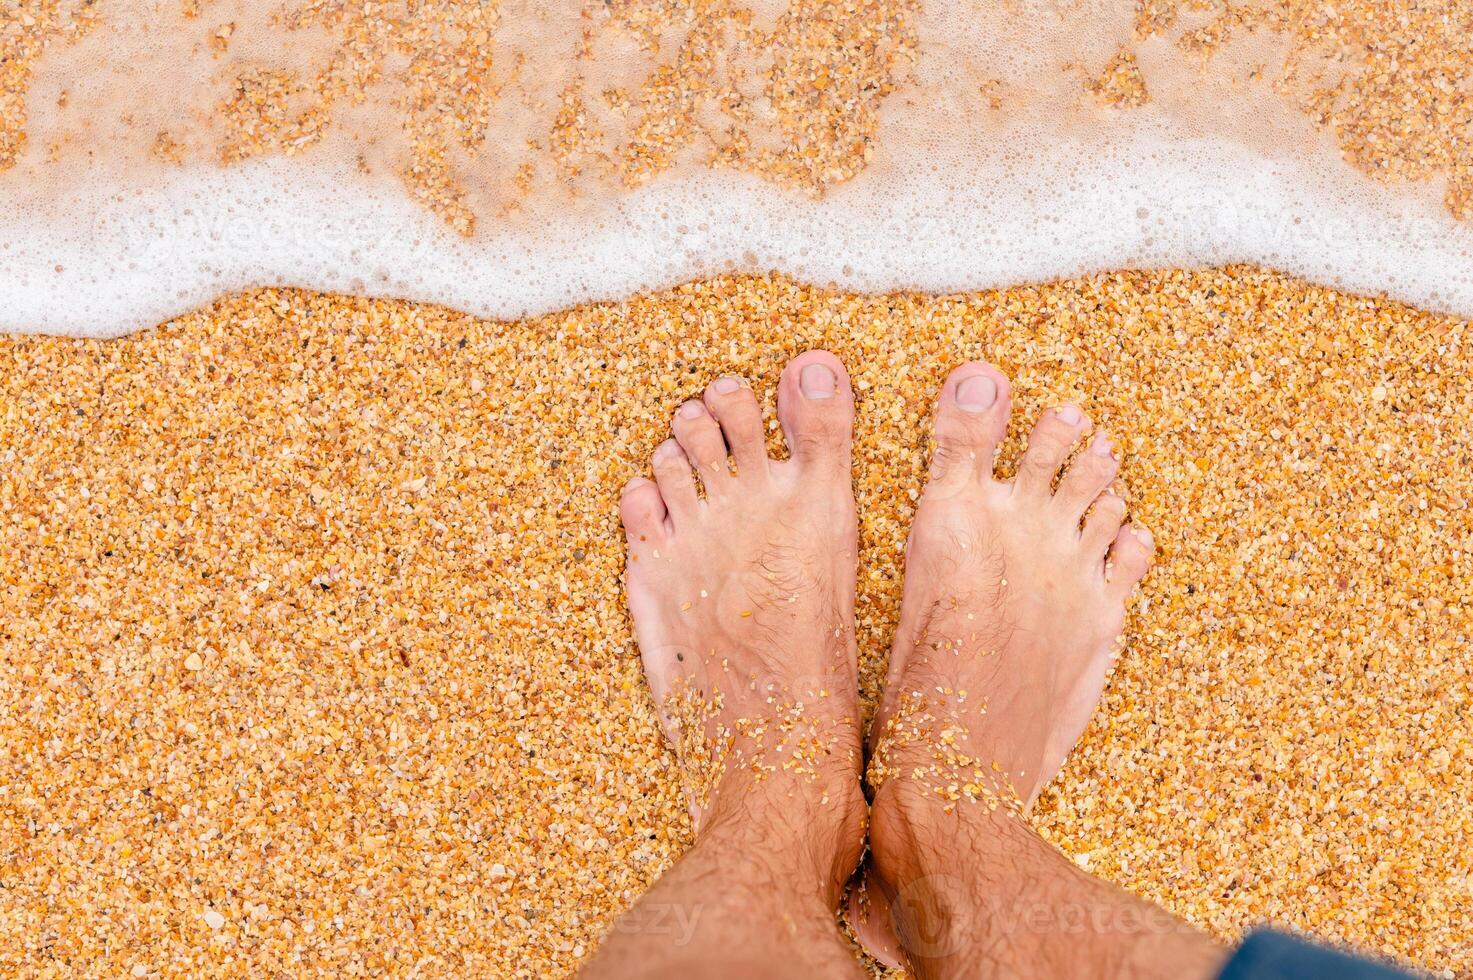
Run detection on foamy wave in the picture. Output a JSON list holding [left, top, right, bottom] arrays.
[[3, 113, 1471, 336], [2, 0, 1471, 335]]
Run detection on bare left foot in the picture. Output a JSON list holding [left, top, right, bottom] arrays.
[[618, 350, 866, 893]]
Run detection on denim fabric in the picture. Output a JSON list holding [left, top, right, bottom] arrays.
[[1218, 929, 1419, 980]]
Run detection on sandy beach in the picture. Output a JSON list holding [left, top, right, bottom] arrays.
[[2, 269, 1469, 976], [4, 0, 1473, 976]]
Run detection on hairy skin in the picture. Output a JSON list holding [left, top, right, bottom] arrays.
[[592, 356, 1227, 980], [870, 784, 1226, 979], [585, 351, 868, 979], [586, 764, 866, 980], [850, 362, 1228, 979]]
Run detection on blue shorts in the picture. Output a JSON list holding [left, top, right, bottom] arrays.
[[1219, 930, 1417, 979]]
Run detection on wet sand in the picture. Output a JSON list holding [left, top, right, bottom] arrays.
[[5, 1, 1470, 222], [2, 269, 1469, 976]]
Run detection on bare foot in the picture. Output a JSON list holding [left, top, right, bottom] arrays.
[[619, 350, 866, 894], [848, 361, 1155, 969]]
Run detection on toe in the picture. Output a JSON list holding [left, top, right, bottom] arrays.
[[651, 439, 700, 524], [672, 399, 732, 492], [776, 350, 854, 472], [620, 477, 669, 545], [1013, 404, 1089, 497], [1106, 523, 1154, 596], [929, 361, 1012, 486], [1080, 491, 1127, 560], [702, 376, 769, 476], [1054, 431, 1120, 519]]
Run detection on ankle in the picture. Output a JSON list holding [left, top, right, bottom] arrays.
[[698, 761, 867, 906], [868, 783, 1225, 979], [862, 779, 1002, 962]]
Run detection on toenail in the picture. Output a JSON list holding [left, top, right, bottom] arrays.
[[955, 375, 997, 413], [678, 401, 705, 419], [655, 439, 681, 459], [711, 377, 742, 394], [1056, 404, 1084, 424], [799, 363, 837, 399], [1090, 434, 1114, 457], [1133, 527, 1153, 547]]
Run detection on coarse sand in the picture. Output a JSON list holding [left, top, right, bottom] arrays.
[[2, 268, 1469, 977]]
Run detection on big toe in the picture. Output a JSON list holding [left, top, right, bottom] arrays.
[[929, 361, 1012, 486], [776, 350, 854, 472]]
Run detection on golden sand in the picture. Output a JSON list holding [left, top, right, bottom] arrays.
[[2, 269, 1469, 977], [3, 2, 1473, 976]]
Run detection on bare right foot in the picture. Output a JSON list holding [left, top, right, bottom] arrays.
[[870, 361, 1154, 808], [849, 361, 1161, 972]]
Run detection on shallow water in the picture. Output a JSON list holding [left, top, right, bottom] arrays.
[[2, 0, 1471, 335]]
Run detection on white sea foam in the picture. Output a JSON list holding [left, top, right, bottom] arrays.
[[2, 2, 1470, 336]]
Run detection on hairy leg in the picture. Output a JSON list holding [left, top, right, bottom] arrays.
[[868, 787, 1226, 978], [850, 362, 1227, 979], [585, 763, 866, 979], [585, 351, 867, 979]]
